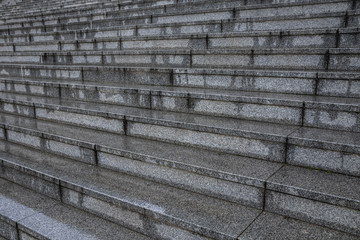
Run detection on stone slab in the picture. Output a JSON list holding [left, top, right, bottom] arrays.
[[0, 142, 262, 240], [0, 178, 152, 240], [238, 212, 359, 240]]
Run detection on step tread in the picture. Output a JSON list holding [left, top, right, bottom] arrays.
[[0, 178, 152, 240], [0, 143, 262, 239], [239, 212, 359, 240]]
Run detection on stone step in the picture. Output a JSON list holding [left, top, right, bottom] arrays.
[[0, 178, 152, 240], [1, 10, 356, 38], [0, 136, 359, 237], [1, 64, 359, 97], [0, 48, 359, 72], [2, 0, 353, 25], [0, 111, 281, 208], [1, 77, 360, 128], [0, 0, 352, 31], [0, 141, 263, 240], [0, 91, 297, 162], [2, 0, 234, 26], [0, 92, 360, 177], [265, 165, 360, 236], [1, 0, 230, 21], [2, 25, 358, 51], [287, 127, 360, 177], [1, 28, 360, 51], [1, 0, 359, 238], [239, 212, 359, 240], [1, 0, 118, 18]]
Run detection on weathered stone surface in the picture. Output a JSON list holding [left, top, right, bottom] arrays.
[[0, 0, 359, 238], [239, 212, 359, 240], [265, 191, 360, 236]]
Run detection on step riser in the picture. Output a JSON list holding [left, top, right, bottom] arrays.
[[265, 190, 360, 236], [317, 78, 360, 98], [0, 101, 125, 133], [1, 51, 358, 72], [126, 121, 286, 162], [286, 145, 360, 177], [304, 108, 360, 132], [234, 2, 352, 19], [0, 218, 17, 240]]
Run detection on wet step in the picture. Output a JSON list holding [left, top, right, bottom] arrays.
[[1, 0, 241, 22], [1, 28, 360, 51], [287, 127, 360, 177], [1, 48, 359, 72], [239, 212, 359, 240], [0, 133, 359, 237], [1, 10, 357, 38], [0, 142, 263, 240], [0, 91, 298, 162], [1, 64, 359, 97], [0, 111, 282, 208], [1, 93, 360, 177], [0, 178, 152, 240], [0, 0, 353, 31], [1, 77, 360, 128], [266, 165, 360, 236], [2, 0, 353, 26]]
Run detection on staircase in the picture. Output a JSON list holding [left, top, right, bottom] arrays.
[[0, 0, 359, 239]]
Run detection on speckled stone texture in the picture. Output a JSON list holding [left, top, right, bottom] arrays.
[[0, 0, 359, 238], [238, 212, 359, 240], [0, 178, 152, 240]]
